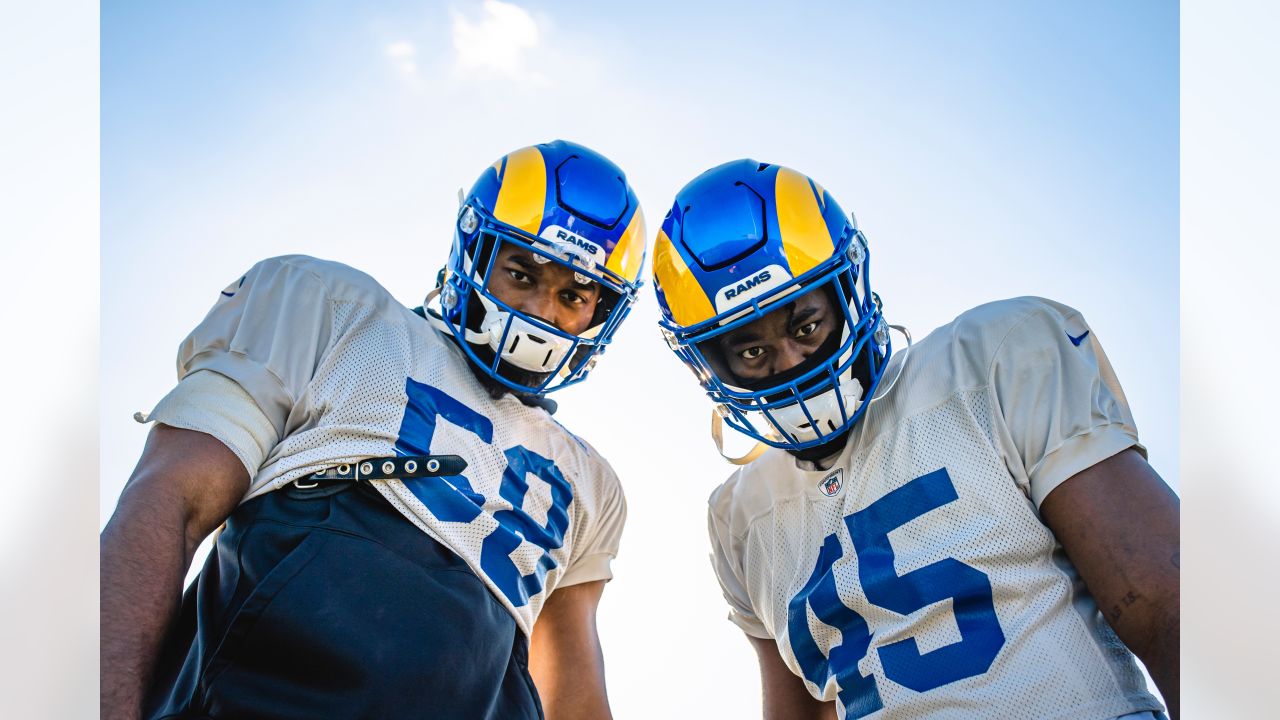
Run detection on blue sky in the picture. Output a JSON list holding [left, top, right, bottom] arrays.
[[101, 2, 1178, 715]]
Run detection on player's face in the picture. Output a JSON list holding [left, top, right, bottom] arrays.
[[718, 288, 838, 383], [487, 243, 602, 336]]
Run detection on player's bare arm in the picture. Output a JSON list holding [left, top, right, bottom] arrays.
[[748, 636, 838, 720], [1041, 448, 1180, 719], [100, 424, 249, 720], [529, 580, 612, 720]]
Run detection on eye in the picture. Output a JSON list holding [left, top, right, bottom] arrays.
[[738, 346, 765, 360], [794, 321, 820, 338], [506, 268, 532, 284], [561, 290, 588, 306]]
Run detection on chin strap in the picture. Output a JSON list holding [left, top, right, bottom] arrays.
[[711, 408, 768, 465], [870, 323, 913, 403]]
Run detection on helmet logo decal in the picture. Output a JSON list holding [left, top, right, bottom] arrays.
[[819, 468, 844, 497], [540, 225, 604, 264], [724, 270, 771, 299], [714, 264, 791, 313]]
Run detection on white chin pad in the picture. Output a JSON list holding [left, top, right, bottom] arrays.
[[481, 310, 574, 372], [767, 376, 864, 444]]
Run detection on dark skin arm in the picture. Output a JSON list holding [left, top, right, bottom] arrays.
[[748, 635, 838, 720], [528, 579, 613, 719], [1040, 448, 1180, 718], [100, 424, 249, 720]]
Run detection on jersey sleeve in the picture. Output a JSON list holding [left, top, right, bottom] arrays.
[[988, 298, 1145, 508], [145, 257, 336, 474], [708, 484, 771, 639], [559, 460, 627, 587], [146, 370, 279, 478]]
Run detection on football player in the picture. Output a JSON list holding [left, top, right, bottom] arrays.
[[101, 140, 647, 720], [653, 160, 1179, 719]]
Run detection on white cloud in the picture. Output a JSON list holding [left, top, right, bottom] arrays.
[[451, 0, 547, 85], [386, 40, 418, 77]]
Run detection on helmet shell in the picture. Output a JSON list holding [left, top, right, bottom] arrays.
[[443, 140, 647, 395], [653, 160, 891, 450]]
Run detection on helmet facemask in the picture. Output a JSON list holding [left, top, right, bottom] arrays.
[[665, 229, 892, 451], [440, 202, 636, 395]]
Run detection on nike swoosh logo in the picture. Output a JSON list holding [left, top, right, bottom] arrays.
[[1067, 330, 1090, 346], [221, 275, 246, 298]]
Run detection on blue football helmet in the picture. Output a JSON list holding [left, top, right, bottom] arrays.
[[437, 140, 647, 395], [653, 160, 892, 451]]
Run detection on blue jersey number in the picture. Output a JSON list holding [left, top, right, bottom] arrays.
[[395, 378, 573, 607], [788, 468, 1005, 717]]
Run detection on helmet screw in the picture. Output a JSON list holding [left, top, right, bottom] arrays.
[[847, 233, 867, 265], [874, 319, 890, 347], [441, 285, 458, 309], [458, 206, 479, 234]]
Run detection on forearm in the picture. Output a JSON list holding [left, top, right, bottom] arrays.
[[1108, 584, 1178, 719], [1142, 620, 1179, 719], [536, 670, 611, 720], [528, 580, 612, 720], [100, 483, 202, 720], [529, 626, 610, 719]]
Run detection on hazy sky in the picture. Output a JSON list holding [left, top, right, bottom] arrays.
[[101, 2, 1177, 716]]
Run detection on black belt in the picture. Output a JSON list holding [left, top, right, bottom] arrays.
[[292, 454, 468, 489]]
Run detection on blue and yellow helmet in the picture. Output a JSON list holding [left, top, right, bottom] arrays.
[[653, 160, 891, 450], [440, 140, 647, 395]]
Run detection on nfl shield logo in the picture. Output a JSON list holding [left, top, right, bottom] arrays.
[[819, 469, 844, 497]]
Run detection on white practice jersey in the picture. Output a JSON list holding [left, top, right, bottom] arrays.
[[708, 297, 1164, 719], [147, 255, 626, 636]]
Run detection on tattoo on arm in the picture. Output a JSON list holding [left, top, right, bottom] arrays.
[[1106, 590, 1143, 624]]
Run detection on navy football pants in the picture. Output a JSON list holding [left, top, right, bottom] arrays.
[[145, 480, 544, 720]]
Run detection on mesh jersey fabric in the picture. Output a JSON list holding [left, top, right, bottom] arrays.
[[146, 254, 627, 636], [707, 297, 1162, 719]]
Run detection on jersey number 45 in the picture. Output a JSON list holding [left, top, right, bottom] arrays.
[[788, 468, 1007, 718]]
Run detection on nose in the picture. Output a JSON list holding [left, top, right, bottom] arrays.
[[770, 341, 810, 375], [515, 289, 563, 329]]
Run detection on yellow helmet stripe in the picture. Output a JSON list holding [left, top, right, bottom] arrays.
[[775, 167, 833, 277], [605, 207, 647, 283], [653, 228, 716, 327], [492, 146, 546, 235]]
